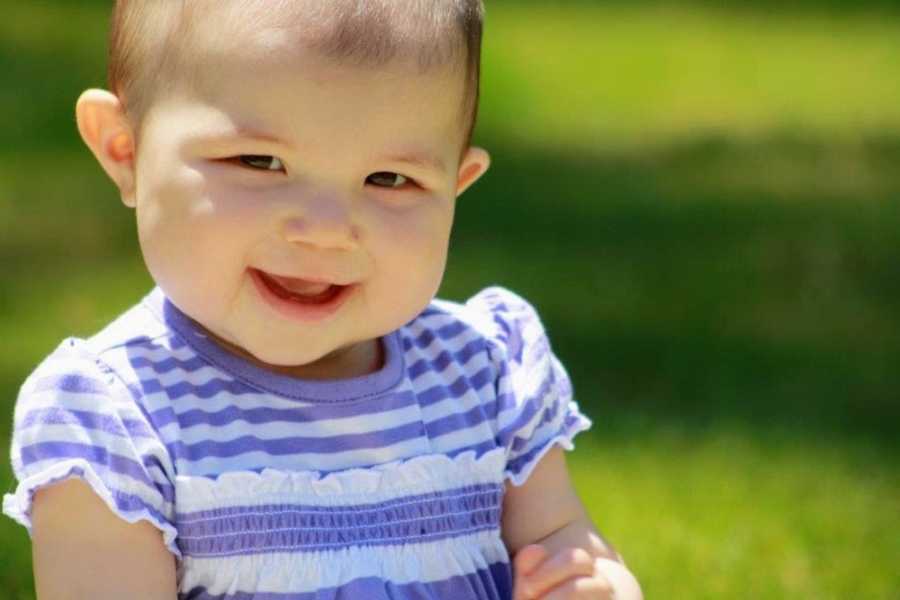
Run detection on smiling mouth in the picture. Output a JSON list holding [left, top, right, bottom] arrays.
[[252, 269, 346, 305]]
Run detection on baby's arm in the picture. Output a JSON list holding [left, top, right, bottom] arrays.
[[502, 447, 642, 600], [31, 479, 177, 599]]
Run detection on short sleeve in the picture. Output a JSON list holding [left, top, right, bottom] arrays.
[[2, 339, 180, 557], [467, 287, 593, 486]]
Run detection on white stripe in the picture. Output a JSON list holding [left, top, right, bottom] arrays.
[[114, 343, 197, 364], [133, 364, 233, 388], [405, 350, 492, 392], [425, 424, 495, 455], [18, 456, 168, 506], [163, 401, 423, 444], [402, 320, 486, 357], [16, 422, 175, 491], [418, 382, 490, 423], [174, 436, 431, 478], [140, 386, 310, 415], [16, 390, 117, 417]]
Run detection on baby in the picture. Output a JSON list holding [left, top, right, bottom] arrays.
[[4, 1, 642, 598]]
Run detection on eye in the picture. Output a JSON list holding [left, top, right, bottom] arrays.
[[235, 155, 285, 172], [366, 171, 410, 189]]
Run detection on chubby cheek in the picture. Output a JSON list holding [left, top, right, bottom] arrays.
[[368, 197, 454, 308], [135, 165, 263, 320]]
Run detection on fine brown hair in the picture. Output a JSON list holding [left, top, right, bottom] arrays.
[[107, 0, 484, 149]]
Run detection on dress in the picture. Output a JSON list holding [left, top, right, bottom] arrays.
[[3, 286, 592, 599]]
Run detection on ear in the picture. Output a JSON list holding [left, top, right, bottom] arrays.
[[456, 146, 491, 197], [75, 89, 138, 207]]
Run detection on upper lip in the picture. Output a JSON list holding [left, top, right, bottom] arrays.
[[251, 268, 356, 287]]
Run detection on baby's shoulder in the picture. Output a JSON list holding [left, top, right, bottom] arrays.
[[417, 286, 543, 340], [410, 286, 552, 363], [18, 293, 178, 408]]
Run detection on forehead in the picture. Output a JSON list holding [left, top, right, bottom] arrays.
[[150, 4, 468, 165], [168, 1, 468, 123], [179, 0, 465, 72]]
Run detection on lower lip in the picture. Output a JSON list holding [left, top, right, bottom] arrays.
[[249, 269, 355, 323]]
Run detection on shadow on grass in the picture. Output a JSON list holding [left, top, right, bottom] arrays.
[[443, 135, 900, 448]]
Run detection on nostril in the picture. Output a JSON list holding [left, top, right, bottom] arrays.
[[281, 217, 358, 251]]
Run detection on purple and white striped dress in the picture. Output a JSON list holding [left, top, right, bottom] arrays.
[[4, 286, 591, 599]]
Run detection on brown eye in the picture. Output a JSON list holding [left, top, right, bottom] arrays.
[[238, 155, 285, 172], [366, 172, 409, 188]]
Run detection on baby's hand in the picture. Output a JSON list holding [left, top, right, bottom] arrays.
[[512, 544, 642, 600]]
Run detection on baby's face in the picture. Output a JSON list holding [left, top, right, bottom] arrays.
[[130, 29, 475, 377]]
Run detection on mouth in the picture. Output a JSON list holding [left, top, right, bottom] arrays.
[[249, 268, 356, 321], [254, 269, 345, 304]]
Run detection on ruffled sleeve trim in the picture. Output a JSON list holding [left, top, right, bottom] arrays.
[[464, 286, 593, 486], [503, 411, 593, 487], [3, 459, 181, 559]]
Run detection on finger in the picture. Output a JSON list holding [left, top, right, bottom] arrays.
[[523, 547, 596, 599], [513, 545, 550, 600], [513, 544, 550, 577], [592, 558, 643, 600], [542, 575, 615, 600]]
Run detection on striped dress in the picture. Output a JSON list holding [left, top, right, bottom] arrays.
[[4, 286, 592, 599]]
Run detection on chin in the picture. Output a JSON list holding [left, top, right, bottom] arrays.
[[245, 344, 328, 369]]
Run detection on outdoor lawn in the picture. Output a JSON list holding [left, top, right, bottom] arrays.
[[1, 1, 898, 598]]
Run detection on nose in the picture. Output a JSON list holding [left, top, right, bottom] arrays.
[[280, 193, 360, 251]]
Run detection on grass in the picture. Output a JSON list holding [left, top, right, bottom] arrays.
[[1, 1, 899, 598]]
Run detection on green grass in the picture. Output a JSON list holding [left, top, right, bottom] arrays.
[[2, 2, 899, 598], [479, 3, 900, 151]]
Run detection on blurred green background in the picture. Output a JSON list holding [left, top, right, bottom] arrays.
[[2, 1, 899, 598]]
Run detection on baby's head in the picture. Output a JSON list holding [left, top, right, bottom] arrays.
[[107, 0, 485, 152], [78, 0, 491, 379]]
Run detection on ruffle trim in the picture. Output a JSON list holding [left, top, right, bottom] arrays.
[[177, 447, 507, 510], [503, 411, 593, 487], [2, 459, 181, 559]]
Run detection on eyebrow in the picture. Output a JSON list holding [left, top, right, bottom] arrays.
[[188, 128, 287, 147], [382, 151, 448, 175]]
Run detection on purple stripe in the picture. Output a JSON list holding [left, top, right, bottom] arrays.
[[129, 354, 213, 375], [496, 360, 566, 448], [174, 420, 426, 460], [406, 337, 487, 379], [508, 391, 570, 455], [138, 377, 255, 401], [416, 366, 494, 408], [32, 374, 107, 395], [180, 561, 512, 600], [506, 413, 588, 477], [176, 483, 502, 527], [424, 401, 497, 440], [18, 407, 156, 440], [179, 521, 500, 557], [445, 438, 498, 461], [19, 441, 175, 503], [402, 320, 469, 351], [148, 390, 420, 430]]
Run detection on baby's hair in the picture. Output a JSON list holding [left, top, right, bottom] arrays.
[[108, 0, 484, 149]]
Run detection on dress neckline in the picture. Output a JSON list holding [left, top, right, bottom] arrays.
[[142, 287, 405, 402]]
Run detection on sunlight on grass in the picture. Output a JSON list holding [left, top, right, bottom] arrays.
[[480, 4, 900, 151], [568, 424, 899, 599]]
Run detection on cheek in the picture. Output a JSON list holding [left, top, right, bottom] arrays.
[[135, 167, 263, 296], [369, 198, 454, 287]]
